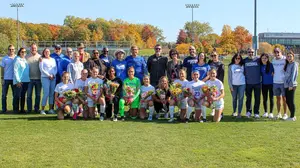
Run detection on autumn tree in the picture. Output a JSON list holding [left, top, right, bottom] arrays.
[[233, 26, 252, 51], [258, 42, 273, 55], [220, 25, 237, 54], [176, 29, 188, 44], [176, 43, 190, 55]]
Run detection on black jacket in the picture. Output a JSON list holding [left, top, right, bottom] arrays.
[[147, 54, 168, 87]]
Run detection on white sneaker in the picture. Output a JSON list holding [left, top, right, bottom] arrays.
[[286, 117, 297, 121], [276, 113, 282, 119], [211, 110, 215, 116], [232, 112, 238, 117], [262, 112, 268, 118], [254, 114, 260, 119], [148, 115, 153, 121], [113, 117, 118, 122], [268, 113, 274, 119], [282, 113, 288, 120], [99, 116, 104, 121], [164, 113, 169, 119], [246, 112, 251, 118], [48, 109, 56, 114], [168, 118, 174, 123], [40, 110, 46, 115]]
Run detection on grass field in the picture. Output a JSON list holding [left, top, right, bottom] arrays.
[[0, 58, 300, 167]]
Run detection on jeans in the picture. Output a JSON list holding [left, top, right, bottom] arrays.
[[231, 84, 246, 114], [2, 80, 14, 112], [27, 79, 42, 112], [41, 77, 56, 106], [105, 97, 120, 118], [262, 84, 274, 113], [245, 83, 261, 114], [13, 82, 29, 113], [285, 88, 295, 118]]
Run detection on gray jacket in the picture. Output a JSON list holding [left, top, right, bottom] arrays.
[[284, 61, 298, 88]]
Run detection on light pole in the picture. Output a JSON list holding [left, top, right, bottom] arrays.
[[185, 4, 199, 44], [253, 0, 258, 56], [10, 3, 24, 50]]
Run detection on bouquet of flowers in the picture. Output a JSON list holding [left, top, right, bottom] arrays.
[[63, 90, 77, 100], [55, 97, 67, 109], [123, 85, 135, 105], [183, 88, 192, 98], [169, 83, 182, 102], [201, 85, 218, 108], [141, 90, 154, 103], [156, 88, 167, 111], [104, 80, 120, 103]]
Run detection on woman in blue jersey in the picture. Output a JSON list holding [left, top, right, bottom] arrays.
[[192, 52, 210, 82], [112, 49, 127, 81]]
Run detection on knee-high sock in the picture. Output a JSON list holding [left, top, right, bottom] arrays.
[[169, 106, 175, 119], [119, 99, 125, 117], [100, 105, 106, 115], [201, 106, 206, 119], [186, 106, 193, 119], [149, 106, 154, 117]]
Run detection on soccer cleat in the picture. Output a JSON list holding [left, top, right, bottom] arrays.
[[262, 112, 268, 118]]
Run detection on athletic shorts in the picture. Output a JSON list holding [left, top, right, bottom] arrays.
[[175, 98, 188, 109], [273, 83, 285, 96], [213, 99, 224, 110]]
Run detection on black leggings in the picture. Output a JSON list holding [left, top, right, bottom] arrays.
[[97, 97, 120, 118], [285, 88, 295, 118], [262, 84, 274, 113]]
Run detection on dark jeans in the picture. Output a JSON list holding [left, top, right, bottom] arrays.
[[27, 79, 42, 112], [262, 84, 274, 113], [285, 88, 295, 118], [1, 80, 15, 112], [105, 97, 120, 118], [245, 83, 261, 114], [13, 82, 29, 113]]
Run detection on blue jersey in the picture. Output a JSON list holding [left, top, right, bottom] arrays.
[[192, 63, 210, 80], [112, 59, 127, 81], [125, 55, 148, 82]]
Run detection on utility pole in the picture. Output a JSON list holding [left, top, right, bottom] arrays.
[[253, 0, 258, 56], [10, 3, 24, 50], [185, 4, 199, 44]]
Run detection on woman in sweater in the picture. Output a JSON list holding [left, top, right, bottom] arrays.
[[39, 48, 57, 115], [228, 53, 245, 118], [67, 51, 84, 84], [166, 49, 182, 83], [13, 47, 30, 114], [284, 51, 298, 121]]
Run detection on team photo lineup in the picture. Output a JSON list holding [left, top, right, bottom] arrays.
[[1, 42, 298, 123]]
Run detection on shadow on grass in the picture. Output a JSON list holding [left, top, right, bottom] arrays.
[[0, 113, 281, 123]]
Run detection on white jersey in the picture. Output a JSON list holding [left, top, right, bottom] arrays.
[[84, 77, 103, 101], [187, 80, 205, 99], [140, 85, 155, 100], [272, 56, 286, 84], [173, 79, 189, 88], [54, 82, 74, 97], [74, 78, 86, 91], [205, 79, 224, 99]]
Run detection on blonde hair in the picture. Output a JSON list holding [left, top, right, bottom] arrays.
[[159, 76, 169, 89], [178, 69, 186, 79]]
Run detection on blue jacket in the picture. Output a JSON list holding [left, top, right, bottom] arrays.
[[100, 54, 114, 68], [125, 55, 148, 82], [59, 55, 72, 76], [112, 59, 127, 81], [50, 53, 64, 79]]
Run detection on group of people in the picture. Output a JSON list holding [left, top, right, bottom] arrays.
[[0, 43, 298, 122]]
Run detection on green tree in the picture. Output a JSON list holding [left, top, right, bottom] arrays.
[[184, 21, 213, 41], [0, 33, 10, 55]]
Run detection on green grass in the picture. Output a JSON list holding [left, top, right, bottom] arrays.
[[1, 59, 300, 167], [139, 48, 155, 56]]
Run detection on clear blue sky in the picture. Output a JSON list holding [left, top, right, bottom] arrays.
[[1, 0, 299, 42]]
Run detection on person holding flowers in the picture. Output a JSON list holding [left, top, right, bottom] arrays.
[[54, 72, 74, 120], [119, 66, 141, 120], [104, 67, 122, 121], [168, 69, 189, 122], [74, 69, 88, 118], [84, 67, 105, 120], [152, 76, 171, 119], [205, 69, 225, 122], [185, 71, 205, 123], [139, 75, 155, 120]]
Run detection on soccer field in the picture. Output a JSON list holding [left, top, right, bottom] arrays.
[[0, 62, 300, 167]]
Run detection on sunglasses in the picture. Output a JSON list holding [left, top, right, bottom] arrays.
[[55, 48, 61, 50], [211, 55, 217, 57], [235, 57, 241, 60], [103, 51, 108, 53], [9, 48, 15, 51], [189, 49, 195, 51], [21, 51, 26, 53], [67, 51, 73, 53], [248, 51, 254, 53], [155, 48, 161, 50], [94, 52, 99, 54], [274, 51, 279, 53]]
